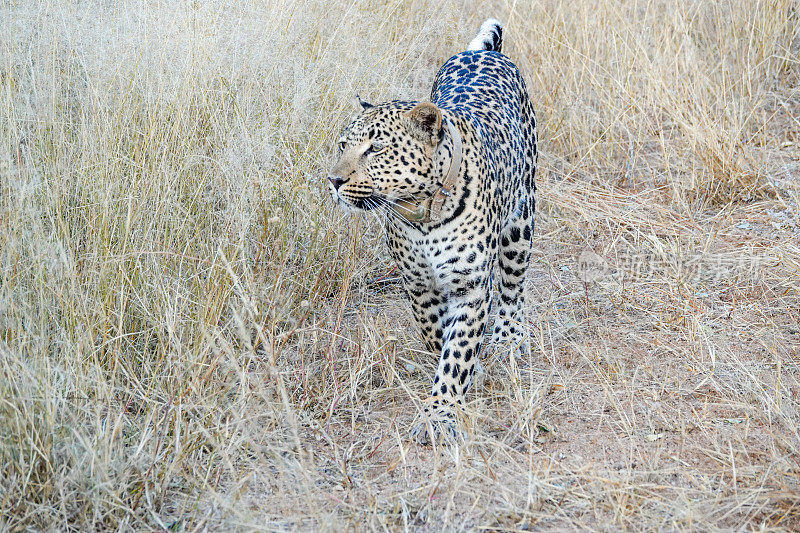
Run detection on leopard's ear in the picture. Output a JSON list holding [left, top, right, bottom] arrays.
[[355, 93, 373, 110], [404, 102, 442, 145]]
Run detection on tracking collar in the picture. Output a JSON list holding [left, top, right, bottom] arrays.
[[394, 117, 463, 224]]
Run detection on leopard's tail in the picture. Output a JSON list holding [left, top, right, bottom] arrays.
[[466, 18, 503, 53]]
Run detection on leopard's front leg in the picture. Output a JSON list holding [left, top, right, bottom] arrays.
[[412, 274, 493, 445]]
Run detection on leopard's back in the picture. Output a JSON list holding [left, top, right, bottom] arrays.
[[432, 49, 537, 222]]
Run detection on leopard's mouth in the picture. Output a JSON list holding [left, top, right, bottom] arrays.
[[351, 196, 384, 210], [334, 193, 384, 212]]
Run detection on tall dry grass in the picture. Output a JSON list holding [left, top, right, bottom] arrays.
[[1, 0, 798, 530]]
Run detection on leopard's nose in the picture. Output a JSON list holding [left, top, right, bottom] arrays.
[[328, 176, 347, 190]]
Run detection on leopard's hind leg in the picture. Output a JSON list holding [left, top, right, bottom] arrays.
[[490, 194, 534, 357]]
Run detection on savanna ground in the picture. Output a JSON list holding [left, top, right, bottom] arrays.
[[1, 0, 799, 530]]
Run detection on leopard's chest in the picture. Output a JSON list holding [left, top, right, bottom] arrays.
[[386, 212, 496, 294]]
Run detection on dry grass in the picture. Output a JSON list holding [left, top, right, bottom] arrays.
[[1, 0, 799, 530]]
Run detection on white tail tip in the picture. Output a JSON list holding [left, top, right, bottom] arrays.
[[467, 18, 503, 52]]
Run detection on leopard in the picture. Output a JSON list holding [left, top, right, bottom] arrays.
[[326, 19, 537, 444]]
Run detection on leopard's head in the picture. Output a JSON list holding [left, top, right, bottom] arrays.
[[327, 98, 445, 213]]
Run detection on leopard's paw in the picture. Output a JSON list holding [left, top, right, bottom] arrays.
[[487, 330, 531, 361], [411, 413, 464, 446]]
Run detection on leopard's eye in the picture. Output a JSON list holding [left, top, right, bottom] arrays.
[[369, 141, 388, 154], [338, 140, 347, 152]]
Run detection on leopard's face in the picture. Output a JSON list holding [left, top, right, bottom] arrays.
[[327, 103, 443, 212]]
